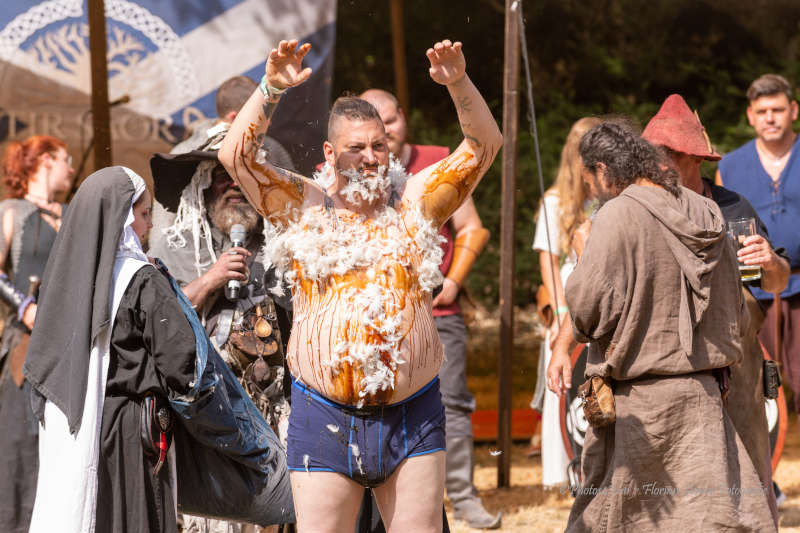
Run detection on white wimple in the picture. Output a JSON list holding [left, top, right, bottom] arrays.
[[262, 162, 444, 398], [162, 160, 217, 278]]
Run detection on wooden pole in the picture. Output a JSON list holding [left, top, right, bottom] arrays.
[[774, 292, 783, 366], [88, 0, 112, 169], [498, 0, 520, 488], [389, 0, 410, 114]]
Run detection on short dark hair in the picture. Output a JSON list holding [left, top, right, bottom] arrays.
[[216, 76, 257, 117], [746, 74, 793, 102], [579, 122, 681, 197], [327, 96, 383, 141]]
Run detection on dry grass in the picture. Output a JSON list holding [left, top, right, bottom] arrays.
[[444, 443, 574, 532], [444, 419, 800, 532]]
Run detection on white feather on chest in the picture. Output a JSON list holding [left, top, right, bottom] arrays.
[[262, 192, 445, 400]]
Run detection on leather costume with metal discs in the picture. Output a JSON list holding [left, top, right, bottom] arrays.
[[148, 133, 294, 438], [213, 256, 291, 432]]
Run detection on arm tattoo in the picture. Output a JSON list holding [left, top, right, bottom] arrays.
[[288, 172, 304, 196], [273, 166, 307, 197], [262, 94, 281, 122], [243, 130, 267, 163], [460, 122, 482, 148], [457, 96, 473, 114]]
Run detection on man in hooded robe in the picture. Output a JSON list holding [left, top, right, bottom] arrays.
[[22, 167, 292, 532], [547, 123, 776, 531], [219, 39, 502, 532], [642, 94, 788, 524]]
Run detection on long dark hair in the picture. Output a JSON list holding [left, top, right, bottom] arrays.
[[579, 122, 680, 197]]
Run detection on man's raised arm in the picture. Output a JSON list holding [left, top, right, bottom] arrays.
[[219, 40, 318, 225], [404, 40, 502, 228]]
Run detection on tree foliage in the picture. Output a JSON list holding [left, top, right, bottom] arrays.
[[333, 0, 800, 306]]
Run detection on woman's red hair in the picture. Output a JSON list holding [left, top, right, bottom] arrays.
[[2, 135, 67, 199]]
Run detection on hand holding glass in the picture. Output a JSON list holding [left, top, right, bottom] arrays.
[[727, 217, 761, 281]]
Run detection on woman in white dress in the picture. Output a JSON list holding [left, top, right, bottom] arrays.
[[531, 117, 601, 488]]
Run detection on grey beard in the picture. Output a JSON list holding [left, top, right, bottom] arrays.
[[209, 201, 261, 237]]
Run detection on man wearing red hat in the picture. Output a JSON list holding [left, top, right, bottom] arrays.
[[643, 94, 789, 525], [718, 74, 800, 417], [642, 93, 789, 291], [642, 94, 789, 292]]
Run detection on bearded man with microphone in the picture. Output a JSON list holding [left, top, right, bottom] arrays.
[[148, 129, 293, 533]]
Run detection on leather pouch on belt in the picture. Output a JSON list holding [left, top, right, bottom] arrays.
[[227, 303, 281, 368], [579, 376, 616, 427]]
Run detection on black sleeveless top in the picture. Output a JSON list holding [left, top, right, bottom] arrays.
[[12, 204, 64, 295]]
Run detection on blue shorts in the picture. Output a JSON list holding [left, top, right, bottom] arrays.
[[286, 377, 446, 487]]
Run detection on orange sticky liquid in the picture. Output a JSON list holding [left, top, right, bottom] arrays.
[[419, 151, 488, 226], [237, 126, 305, 226], [290, 213, 427, 405]]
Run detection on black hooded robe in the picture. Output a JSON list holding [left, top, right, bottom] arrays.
[[25, 166, 294, 532], [96, 265, 198, 532]]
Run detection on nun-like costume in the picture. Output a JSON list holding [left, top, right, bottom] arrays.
[[23, 167, 294, 532]]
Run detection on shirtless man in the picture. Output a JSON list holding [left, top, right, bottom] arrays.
[[219, 39, 501, 532]]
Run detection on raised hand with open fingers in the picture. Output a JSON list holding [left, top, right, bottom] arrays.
[[266, 39, 313, 90], [426, 40, 466, 86]]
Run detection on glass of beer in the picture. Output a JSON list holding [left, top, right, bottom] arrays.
[[727, 217, 762, 281]]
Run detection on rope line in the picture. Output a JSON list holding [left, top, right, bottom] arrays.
[[515, 2, 563, 318]]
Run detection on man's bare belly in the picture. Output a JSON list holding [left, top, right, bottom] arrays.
[[287, 267, 444, 406]]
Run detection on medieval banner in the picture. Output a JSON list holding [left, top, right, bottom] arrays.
[[0, 0, 336, 183]]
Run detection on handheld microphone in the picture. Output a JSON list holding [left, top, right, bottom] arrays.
[[225, 224, 247, 301]]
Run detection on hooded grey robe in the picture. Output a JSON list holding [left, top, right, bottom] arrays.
[[564, 184, 775, 532]]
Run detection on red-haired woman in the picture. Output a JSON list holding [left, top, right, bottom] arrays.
[[0, 135, 74, 532]]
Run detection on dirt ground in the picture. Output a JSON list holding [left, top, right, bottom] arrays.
[[450, 307, 800, 531]]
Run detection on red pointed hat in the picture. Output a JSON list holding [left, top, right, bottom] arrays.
[[642, 94, 721, 161]]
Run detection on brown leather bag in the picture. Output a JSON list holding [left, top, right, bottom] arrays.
[[578, 376, 616, 427]]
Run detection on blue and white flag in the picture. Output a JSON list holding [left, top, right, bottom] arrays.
[[0, 0, 335, 178]]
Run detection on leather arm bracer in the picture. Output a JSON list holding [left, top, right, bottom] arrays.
[[446, 227, 489, 287]]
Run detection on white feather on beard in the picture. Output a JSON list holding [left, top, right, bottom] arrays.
[[312, 154, 410, 206]]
